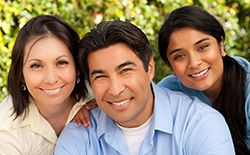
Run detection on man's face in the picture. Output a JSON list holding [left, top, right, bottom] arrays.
[[88, 43, 155, 128]]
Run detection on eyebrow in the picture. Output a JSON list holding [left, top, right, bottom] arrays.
[[27, 55, 68, 63], [115, 60, 136, 71], [193, 37, 210, 46], [90, 60, 136, 77], [90, 69, 107, 78], [168, 37, 210, 56]]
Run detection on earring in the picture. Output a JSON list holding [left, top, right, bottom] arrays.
[[21, 84, 26, 91], [76, 77, 80, 84]]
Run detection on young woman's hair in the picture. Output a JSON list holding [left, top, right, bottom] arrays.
[[158, 6, 248, 154], [7, 15, 87, 118]]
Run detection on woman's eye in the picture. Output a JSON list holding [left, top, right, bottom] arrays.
[[57, 60, 68, 66], [174, 54, 186, 61], [30, 63, 42, 69], [197, 44, 209, 51]]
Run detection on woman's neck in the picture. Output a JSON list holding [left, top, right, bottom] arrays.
[[204, 78, 223, 103], [36, 98, 74, 136]]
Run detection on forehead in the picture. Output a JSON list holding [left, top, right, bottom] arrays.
[[88, 43, 141, 70], [24, 36, 71, 60], [170, 27, 212, 42]]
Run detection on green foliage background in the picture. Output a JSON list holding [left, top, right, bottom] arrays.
[[0, 0, 249, 102]]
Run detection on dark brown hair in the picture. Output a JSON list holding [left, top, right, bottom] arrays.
[[7, 15, 87, 118]]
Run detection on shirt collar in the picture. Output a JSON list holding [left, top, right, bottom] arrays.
[[96, 82, 174, 138], [12, 98, 85, 143], [151, 82, 173, 134]]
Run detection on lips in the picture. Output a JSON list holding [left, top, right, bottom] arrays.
[[108, 98, 131, 110], [42, 86, 64, 95], [112, 99, 130, 106], [190, 68, 209, 78]]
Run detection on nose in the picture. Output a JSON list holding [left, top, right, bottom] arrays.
[[188, 52, 202, 68], [45, 67, 58, 84], [108, 76, 125, 96]]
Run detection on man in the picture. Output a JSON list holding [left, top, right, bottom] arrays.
[[54, 20, 235, 155]]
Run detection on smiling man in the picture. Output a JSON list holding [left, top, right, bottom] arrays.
[[54, 20, 235, 155]]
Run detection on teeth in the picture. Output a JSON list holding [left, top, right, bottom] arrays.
[[43, 87, 61, 94], [113, 99, 130, 106], [191, 69, 208, 77]]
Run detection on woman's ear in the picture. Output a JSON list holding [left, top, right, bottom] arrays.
[[76, 70, 80, 76], [219, 38, 226, 57]]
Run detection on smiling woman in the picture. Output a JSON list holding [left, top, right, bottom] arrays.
[[158, 6, 250, 154], [0, 15, 88, 154]]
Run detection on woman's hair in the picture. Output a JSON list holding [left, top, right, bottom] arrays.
[[158, 6, 248, 154], [7, 15, 87, 118]]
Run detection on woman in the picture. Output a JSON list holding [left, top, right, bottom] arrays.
[[158, 6, 250, 154], [0, 15, 88, 154]]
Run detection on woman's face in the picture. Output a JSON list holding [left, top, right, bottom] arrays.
[[22, 36, 76, 108], [166, 27, 226, 95]]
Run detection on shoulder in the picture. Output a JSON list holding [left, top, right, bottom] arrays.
[[232, 56, 250, 73], [55, 108, 102, 153], [0, 96, 16, 129], [153, 85, 234, 153], [154, 84, 215, 123], [155, 84, 226, 125], [158, 75, 180, 90], [55, 122, 90, 154]]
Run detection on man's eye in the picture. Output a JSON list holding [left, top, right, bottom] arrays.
[[121, 68, 132, 74], [94, 75, 108, 80]]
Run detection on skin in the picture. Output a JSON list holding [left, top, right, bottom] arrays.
[[166, 27, 226, 102], [88, 43, 155, 128], [22, 35, 76, 135]]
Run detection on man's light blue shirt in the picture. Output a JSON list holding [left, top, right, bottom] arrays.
[[54, 83, 234, 155], [158, 56, 250, 150]]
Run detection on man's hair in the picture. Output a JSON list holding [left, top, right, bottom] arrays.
[[78, 20, 153, 82]]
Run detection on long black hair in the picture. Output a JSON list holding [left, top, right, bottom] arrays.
[[158, 6, 248, 154]]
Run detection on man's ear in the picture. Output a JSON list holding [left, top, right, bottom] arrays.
[[147, 56, 155, 81]]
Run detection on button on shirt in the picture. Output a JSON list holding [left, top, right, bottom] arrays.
[[0, 96, 85, 155], [54, 83, 235, 155]]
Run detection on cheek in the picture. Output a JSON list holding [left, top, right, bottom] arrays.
[[91, 83, 106, 101], [59, 66, 76, 83], [23, 72, 44, 90], [170, 62, 186, 77]]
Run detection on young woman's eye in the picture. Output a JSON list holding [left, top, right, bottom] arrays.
[[174, 54, 186, 61], [57, 60, 69, 66], [30, 63, 42, 69], [197, 44, 209, 52]]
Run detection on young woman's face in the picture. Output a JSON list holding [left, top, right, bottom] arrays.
[[167, 27, 226, 95], [22, 36, 76, 108]]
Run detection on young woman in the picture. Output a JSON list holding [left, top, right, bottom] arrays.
[[158, 6, 250, 154], [0, 15, 88, 154]]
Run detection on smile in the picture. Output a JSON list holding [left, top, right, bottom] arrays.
[[112, 99, 130, 106], [42, 86, 63, 95], [190, 68, 209, 78]]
